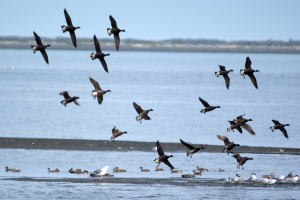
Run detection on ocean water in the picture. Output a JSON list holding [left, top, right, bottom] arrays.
[[0, 49, 299, 147], [0, 49, 299, 199], [0, 149, 299, 199]]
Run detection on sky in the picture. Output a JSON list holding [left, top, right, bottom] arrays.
[[0, 0, 299, 41]]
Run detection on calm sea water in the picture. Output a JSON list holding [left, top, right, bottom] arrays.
[[1, 149, 299, 199], [0, 49, 299, 199]]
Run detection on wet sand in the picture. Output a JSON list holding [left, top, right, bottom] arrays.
[[3, 177, 299, 188], [1, 137, 299, 155]]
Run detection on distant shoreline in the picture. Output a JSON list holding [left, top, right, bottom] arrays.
[[1, 40, 300, 54], [1, 137, 299, 155]]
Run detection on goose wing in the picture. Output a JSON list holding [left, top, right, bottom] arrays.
[[40, 49, 49, 64], [199, 97, 210, 107], [59, 91, 71, 99], [233, 153, 242, 162], [241, 123, 256, 135], [163, 159, 175, 169], [180, 139, 195, 150], [93, 35, 101, 53], [112, 126, 118, 134], [133, 102, 143, 114], [109, 15, 118, 28], [223, 74, 230, 89], [64, 9, 73, 26], [236, 126, 243, 133], [89, 77, 101, 90], [69, 31, 77, 48], [272, 120, 280, 125], [248, 74, 258, 89], [73, 100, 80, 106], [33, 32, 43, 45], [99, 58, 109, 73], [236, 114, 245, 120], [217, 135, 230, 146], [245, 57, 252, 69], [219, 65, 226, 71], [279, 128, 289, 139], [156, 140, 165, 156], [114, 34, 120, 51], [97, 94, 103, 104]]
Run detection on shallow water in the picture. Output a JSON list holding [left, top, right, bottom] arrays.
[[0, 49, 299, 149], [0, 149, 299, 199]]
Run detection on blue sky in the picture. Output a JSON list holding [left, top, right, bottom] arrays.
[[0, 0, 299, 41]]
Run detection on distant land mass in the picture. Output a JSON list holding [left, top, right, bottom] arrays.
[[1, 36, 300, 53]]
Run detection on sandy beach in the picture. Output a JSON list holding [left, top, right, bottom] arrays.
[[1, 137, 299, 155]]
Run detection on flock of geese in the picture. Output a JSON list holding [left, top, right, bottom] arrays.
[[16, 8, 296, 183]]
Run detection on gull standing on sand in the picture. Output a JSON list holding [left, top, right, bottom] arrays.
[[93, 166, 109, 180]]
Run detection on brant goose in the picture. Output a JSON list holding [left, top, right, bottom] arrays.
[[89, 77, 111, 104], [31, 32, 50, 64], [217, 135, 240, 154], [61, 9, 80, 48], [111, 126, 127, 142], [219, 168, 225, 172], [154, 140, 175, 170], [240, 57, 259, 89], [232, 153, 253, 170], [91, 35, 110, 73], [179, 139, 205, 158], [140, 167, 150, 172], [133, 102, 153, 123], [227, 120, 243, 133], [48, 168, 59, 173], [234, 114, 256, 135], [270, 119, 290, 139], [107, 15, 125, 51], [215, 65, 233, 89], [59, 91, 80, 106], [199, 97, 220, 114]]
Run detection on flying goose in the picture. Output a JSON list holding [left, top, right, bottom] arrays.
[[179, 139, 205, 158], [227, 120, 243, 133], [199, 97, 220, 114], [232, 153, 253, 170], [61, 9, 80, 48], [270, 119, 290, 139], [31, 32, 50, 64], [240, 57, 259, 89], [154, 140, 175, 170], [215, 65, 233, 89], [90, 35, 110, 73], [234, 114, 256, 135], [89, 77, 111, 104], [133, 102, 153, 123], [107, 15, 125, 51], [59, 91, 80, 106], [111, 126, 127, 142], [217, 135, 240, 154]]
